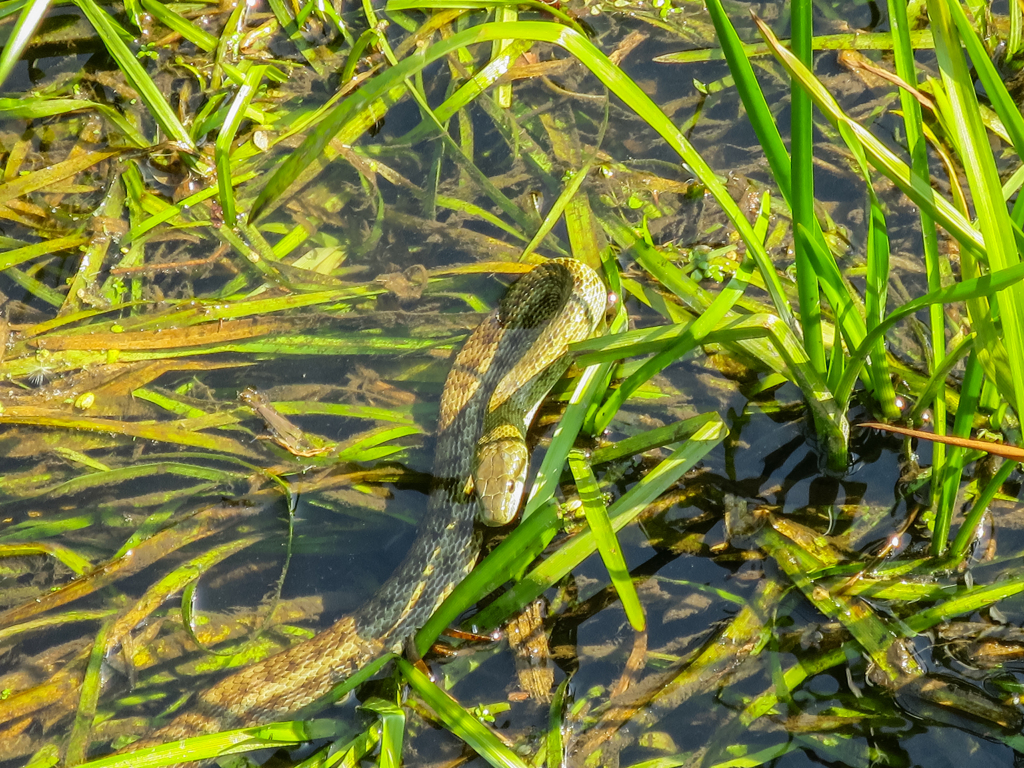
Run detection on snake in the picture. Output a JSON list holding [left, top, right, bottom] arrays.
[[115, 258, 608, 760]]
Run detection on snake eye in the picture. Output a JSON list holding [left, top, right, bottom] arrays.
[[603, 291, 620, 325]]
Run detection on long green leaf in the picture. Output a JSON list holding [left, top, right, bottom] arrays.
[[0, 0, 52, 91]]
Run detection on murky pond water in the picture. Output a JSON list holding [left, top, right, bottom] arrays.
[[0, 0, 1022, 766]]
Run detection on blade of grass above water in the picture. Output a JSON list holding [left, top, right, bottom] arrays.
[[890, 0, 948, 517], [0, 0, 51, 91], [76, 722, 342, 768], [568, 449, 644, 631], [398, 659, 528, 768], [928, 0, 1024, 425], [789, 0, 825, 376], [217, 65, 268, 225], [654, 30, 936, 63]]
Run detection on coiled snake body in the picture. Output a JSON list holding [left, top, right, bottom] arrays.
[[120, 258, 607, 756]]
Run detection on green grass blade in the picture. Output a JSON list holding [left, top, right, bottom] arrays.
[[789, 0, 825, 374], [862, 185, 897, 414], [935, 347, 984, 555], [889, 0, 948, 506], [568, 449, 645, 631], [217, 65, 267, 225], [65, 618, 114, 765], [524, 358, 614, 518], [360, 700, 405, 768], [0, 0, 52, 91], [704, 0, 868, 370], [74, 0, 194, 150], [76, 722, 340, 768], [398, 659, 529, 768], [927, 0, 1024, 419], [949, 458, 1018, 561], [138, 0, 217, 51]]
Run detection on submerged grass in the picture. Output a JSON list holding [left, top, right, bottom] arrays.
[[0, 0, 1023, 766]]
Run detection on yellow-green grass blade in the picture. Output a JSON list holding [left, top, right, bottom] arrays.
[[568, 449, 645, 631], [0, 541, 94, 575], [75, 721, 341, 768], [65, 617, 114, 765], [525, 358, 613, 519], [61, 176, 124, 316], [22, 462, 248, 500], [0, 410, 258, 457], [654, 30, 936, 64], [520, 162, 591, 260], [359, 700, 405, 768], [120, 535, 262, 657], [903, 571, 1024, 632], [138, 0, 216, 51], [17, 98, 144, 144], [398, 658, 529, 768], [437, 194, 528, 242], [0, 147, 119, 208], [301, 723, 380, 768], [0, 234, 88, 271], [0, 608, 115, 644], [546, 678, 570, 768]]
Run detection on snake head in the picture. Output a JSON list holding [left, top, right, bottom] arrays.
[[473, 423, 529, 526]]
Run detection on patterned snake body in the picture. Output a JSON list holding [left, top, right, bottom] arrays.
[[121, 258, 607, 753]]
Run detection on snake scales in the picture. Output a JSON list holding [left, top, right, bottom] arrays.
[[116, 258, 607, 759]]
